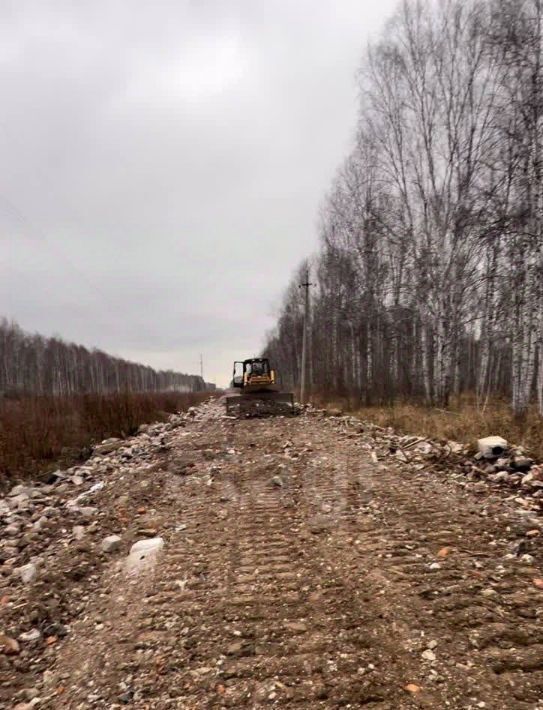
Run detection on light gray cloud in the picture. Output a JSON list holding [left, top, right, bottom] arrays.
[[1, 0, 397, 386]]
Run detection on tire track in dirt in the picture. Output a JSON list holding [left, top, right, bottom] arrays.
[[44, 406, 543, 709]]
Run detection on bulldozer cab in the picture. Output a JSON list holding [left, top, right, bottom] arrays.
[[232, 358, 271, 388], [246, 359, 269, 375]]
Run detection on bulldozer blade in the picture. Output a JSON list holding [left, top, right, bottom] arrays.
[[225, 391, 295, 417]]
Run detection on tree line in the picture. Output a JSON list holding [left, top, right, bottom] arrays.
[[0, 319, 206, 395], [265, 0, 543, 416]]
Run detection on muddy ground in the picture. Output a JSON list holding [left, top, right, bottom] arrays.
[[1, 400, 543, 709]]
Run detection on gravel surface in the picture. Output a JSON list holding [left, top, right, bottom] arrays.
[[1, 400, 543, 708]]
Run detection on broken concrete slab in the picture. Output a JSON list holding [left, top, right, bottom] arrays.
[[477, 436, 508, 459]]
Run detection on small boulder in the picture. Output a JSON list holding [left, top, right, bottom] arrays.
[[19, 629, 42, 644], [477, 436, 508, 459], [512, 456, 533, 472], [79, 507, 97, 518], [101, 535, 122, 553], [9, 484, 29, 497], [32, 517, 48, 532], [17, 563, 38, 584], [125, 537, 164, 574], [9, 494, 31, 510], [93, 439, 123, 456], [4, 523, 21, 537], [72, 525, 85, 541], [421, 649, 436, 662]]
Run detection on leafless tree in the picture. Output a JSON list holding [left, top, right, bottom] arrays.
[[265, 0, 542, 416], [0, 319, 205, 396]]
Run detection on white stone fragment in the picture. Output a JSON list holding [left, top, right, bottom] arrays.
[[17, 563, 38, 584], [125, 537, 164, 575], [477, 436, 508, 459]]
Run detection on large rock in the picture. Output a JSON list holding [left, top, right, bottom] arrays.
[[477, 436, 508, 459], [125, 537, 164, 575]]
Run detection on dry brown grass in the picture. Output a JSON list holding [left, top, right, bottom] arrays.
[[0, 391, 213, 486], [312, 393, 543, 460]]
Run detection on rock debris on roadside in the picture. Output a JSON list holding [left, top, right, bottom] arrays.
[[0, 398, 542, 708]]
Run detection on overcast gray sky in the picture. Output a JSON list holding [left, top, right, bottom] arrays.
[[1, 0, 397, 387]]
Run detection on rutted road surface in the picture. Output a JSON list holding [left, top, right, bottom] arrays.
[[2, 401, 543, 708]]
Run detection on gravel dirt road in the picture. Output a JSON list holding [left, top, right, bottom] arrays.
[[2, 401, 543, 709]]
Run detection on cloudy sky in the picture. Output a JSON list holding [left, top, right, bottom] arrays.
[[1, 0, 397, 386]]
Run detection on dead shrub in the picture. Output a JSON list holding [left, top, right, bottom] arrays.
[[0, 391, 212, 486], [312, 392, 543, 460]]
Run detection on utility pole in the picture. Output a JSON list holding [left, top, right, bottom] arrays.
[[200, 354, 204, 381], [299, 266, 314, 405]]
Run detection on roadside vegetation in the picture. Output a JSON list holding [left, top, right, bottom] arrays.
[[0, 319, 215, 485], [313, 394, 543, 461], [0, 391, 213, 486]]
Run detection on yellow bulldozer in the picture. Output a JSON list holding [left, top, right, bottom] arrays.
[[225, 358, 294, 416]]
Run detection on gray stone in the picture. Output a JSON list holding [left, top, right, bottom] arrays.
[[17, 563, 38, 584], [9, 494, 31, 509], [101, 535, 122, 553], [93, 439, 123, 456], [125, 537, 164, 574], [4, 523, 21, 536], [19, 629, 42, 643], [79, 507, 97, 518], [9, 484, 29, 497], [422, 649, 436, 662], [32, 517, 48, 532], [72, 526, 85, 541]]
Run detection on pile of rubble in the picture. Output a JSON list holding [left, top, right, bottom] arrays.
[[463, 435, 543, 499], [311, 407, 543, 512], [0, 400, 224, 585], [0, 399, 223, 707]]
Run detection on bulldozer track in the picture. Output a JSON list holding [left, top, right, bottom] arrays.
[[45, 407, 543, 708]]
